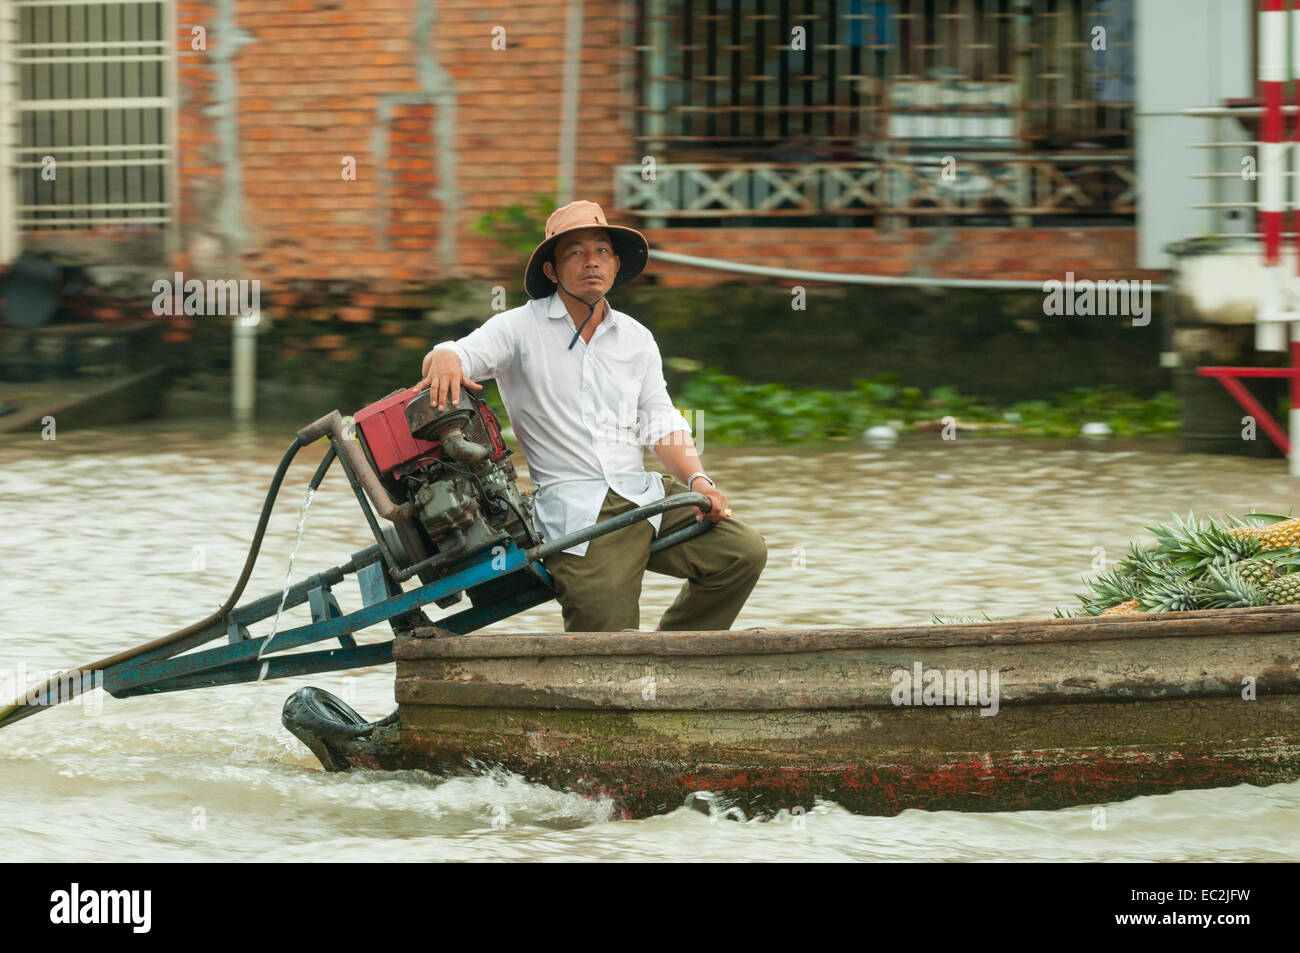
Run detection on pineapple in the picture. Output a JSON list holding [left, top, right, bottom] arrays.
[[1147, 512, 1262, 571], [1201, 565, 1265, 609], [1118, 542, 1177, 587], [1202, 523, 1264, 567], [1077, 567, 1141, 615], [1235, 557, 1281, 589], [1100, 598, 1142, 615], [1226, 525, 1265, 539], [1065, 511, 1300, 617], [1262, 574, 1300, 605], [1224, 512, 1268, 539], [1258, 518, 1300, 551], [1139, 575, 1209, 613]]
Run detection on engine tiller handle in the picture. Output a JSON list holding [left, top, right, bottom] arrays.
[[525, 491, 714, 563]]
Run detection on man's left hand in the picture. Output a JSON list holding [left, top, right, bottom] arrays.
[[694, 485, 732, 524]]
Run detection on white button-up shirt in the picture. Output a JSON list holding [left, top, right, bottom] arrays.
[[433, 292, 693, 556]]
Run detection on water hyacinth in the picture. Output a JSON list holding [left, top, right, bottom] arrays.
[[668, 369, 1179, 445]]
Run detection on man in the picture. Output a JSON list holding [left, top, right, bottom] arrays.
[[419, 200, 766, 632]]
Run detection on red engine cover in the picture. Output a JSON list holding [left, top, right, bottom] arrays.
[[352, 383, 508, 491]]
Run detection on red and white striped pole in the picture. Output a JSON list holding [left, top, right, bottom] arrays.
[[1293, 0, 1300, 265], [1259, 1, 1299, 471], [1260, 0, 1286, 300], [1290, 0, 1300, 475], [1260, 1, 1291, 385]]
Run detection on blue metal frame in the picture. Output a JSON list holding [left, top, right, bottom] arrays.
[[105, 540, 555, 698], [100, 491, 713, 700]]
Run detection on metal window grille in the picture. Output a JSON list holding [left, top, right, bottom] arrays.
[[1, 0, 174, 261], [638, 0, 1133, 157], [629, 0, 1135, 223]]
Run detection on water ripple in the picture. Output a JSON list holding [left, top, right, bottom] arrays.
[[1, 424, 1297, 860]]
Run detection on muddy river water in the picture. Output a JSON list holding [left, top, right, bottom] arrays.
[[1, 422, 1296, 861]]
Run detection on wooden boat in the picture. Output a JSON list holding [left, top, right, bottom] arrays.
[[298, 605, 1300, 818], [0, 321, 169, 433]]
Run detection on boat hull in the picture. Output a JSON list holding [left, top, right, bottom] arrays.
[[327, 609, 1300, 818]]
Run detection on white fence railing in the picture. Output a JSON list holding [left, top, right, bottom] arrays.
[[615, 156, 1135, 221], [1, 0, 175, 263], [1182, 104, 1294, 241]]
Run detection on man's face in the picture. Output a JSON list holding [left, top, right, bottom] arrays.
[[545, 228, 619, 300]]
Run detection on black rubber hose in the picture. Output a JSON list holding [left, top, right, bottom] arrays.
[[309, 444, 337, 491], [493, 493, 538, 548], [0, 436, 312, 729]]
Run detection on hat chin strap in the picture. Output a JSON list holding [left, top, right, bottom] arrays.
[[554, 276, 608, 350]]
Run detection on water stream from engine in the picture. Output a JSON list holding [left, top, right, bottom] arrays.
[[257, 485, 318, 681]]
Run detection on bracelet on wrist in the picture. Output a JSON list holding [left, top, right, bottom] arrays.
[[688, 471, 714, 491]]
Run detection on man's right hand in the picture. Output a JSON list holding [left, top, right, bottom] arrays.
[[420, 347, 483, 411]]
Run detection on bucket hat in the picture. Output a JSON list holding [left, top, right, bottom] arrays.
[[524, 200, 649, 299]]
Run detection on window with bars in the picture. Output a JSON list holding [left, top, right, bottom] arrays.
[[624, 0, 1135, 223], [2, 0, 173, 255], [636, 0, 1134, 160]]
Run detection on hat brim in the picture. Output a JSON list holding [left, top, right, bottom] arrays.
[[524, 225, 648, 300]]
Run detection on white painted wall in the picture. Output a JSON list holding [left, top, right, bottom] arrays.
[[1136, 0, 1254, 269], [0, 1, 18, 265]]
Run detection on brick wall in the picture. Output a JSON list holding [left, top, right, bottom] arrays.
[[172, 0, 635, 286], [5, 1, 1153, 350], [167, 1, 1151, 291]]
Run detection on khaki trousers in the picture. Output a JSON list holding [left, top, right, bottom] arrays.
[[541, 474, 767, 632]]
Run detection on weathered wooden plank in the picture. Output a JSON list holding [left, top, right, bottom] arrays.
[[400, 605, 1300, 659], [315, 609, 1300, 818], [394, 632, 1300, 710]]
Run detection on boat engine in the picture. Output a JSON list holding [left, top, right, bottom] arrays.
[[0, 377, 716, 733], [351, 384, 540, 598]]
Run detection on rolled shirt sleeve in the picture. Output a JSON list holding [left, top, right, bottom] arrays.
[[433, 311, 518, 381], [637, 339, 693, 448]]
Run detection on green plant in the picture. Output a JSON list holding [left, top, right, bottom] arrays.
[[671, 368, 1181, 446], [930, 611, 1000, 624], [473, 195, 558, 261]]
